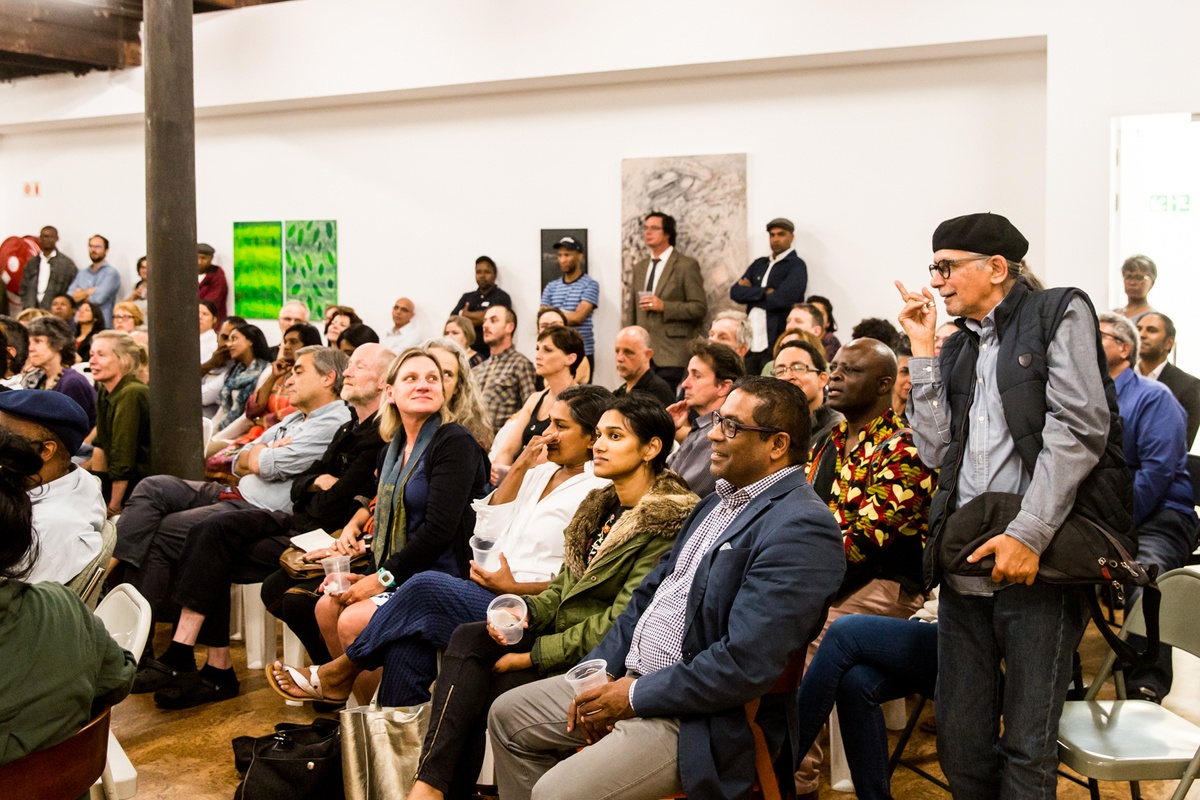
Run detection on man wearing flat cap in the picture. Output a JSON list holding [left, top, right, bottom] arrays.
[[0, 390, 105, 585], [731, 218, 808, 375], [895, 212, 1131, 798], [198, 243, 229, 322]]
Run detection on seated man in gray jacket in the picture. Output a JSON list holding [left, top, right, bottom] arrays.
[[114, 346, 351, 619]]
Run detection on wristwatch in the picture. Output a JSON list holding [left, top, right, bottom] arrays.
[[377, 567, 395, 589]]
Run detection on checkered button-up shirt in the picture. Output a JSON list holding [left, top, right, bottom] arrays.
[[472, 346, 536, 431], [625, 466, 802, 681]]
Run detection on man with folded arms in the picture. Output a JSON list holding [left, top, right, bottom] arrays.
[[489, 376, 844, 800], [896, 212, 1130, 798], [139, 344, 393, 708], [114, 346, 351, 625]]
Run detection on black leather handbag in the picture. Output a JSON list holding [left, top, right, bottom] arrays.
[[232, 718, 344, 800]]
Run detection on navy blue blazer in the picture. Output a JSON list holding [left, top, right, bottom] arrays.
[[729, 251, 808, 351], [589, 467, 844, 800]]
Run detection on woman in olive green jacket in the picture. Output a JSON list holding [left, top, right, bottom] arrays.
[[405, 395, 699, 800]]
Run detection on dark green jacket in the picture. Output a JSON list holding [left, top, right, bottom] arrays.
[[525, 470, 697, 674], [95, 374, 151, 482]]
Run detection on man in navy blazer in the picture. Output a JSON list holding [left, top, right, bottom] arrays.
[[730, 218, 808, 375], [489, 377, 845, 800]]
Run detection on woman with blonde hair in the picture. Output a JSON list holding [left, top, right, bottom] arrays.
[[425, 336, 494, 452], [110, 301, 144, 334], [304, 346, 488, 701], [84, 331, 150, 515], [442, 316, 483, 368]]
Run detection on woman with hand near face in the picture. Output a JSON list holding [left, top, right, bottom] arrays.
[[85, 331, 150, 515], [287, 347, 488, 703], [268, 385, 613, 709], [212, 324, 270, 430]]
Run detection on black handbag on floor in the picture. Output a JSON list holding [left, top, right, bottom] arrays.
[[232, 718, 344, 800]]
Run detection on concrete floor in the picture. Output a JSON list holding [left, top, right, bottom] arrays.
[[112, 616, 1200, 799]]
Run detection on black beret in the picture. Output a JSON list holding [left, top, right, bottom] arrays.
[[0, 390, 90, 456], [932, 213, 1028, 262], [766, 217, 795, 233], [197, 243, 216, 256]]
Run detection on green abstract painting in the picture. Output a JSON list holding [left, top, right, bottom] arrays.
[[233, 221, 284, 319], [285, 220, 337, 316]]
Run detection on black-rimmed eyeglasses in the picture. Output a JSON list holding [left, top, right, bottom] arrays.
[[928, 255, 989, 280], [712, 411, 784, 439]]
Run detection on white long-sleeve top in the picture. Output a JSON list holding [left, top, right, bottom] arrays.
[[471, 461, 609, 583]]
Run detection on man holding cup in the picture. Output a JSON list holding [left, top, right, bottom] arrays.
[[489, 377, 845, 800]]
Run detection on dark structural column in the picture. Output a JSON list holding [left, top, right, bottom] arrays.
[[144, 0, 203, 479]]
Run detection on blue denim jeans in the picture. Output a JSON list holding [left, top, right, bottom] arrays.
[[794, 615, 938, 800], [1125, 506, 1199, 699], [937, 582, 1088, 800]]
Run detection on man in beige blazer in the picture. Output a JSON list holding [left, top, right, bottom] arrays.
[[627, 211, 707, 387]]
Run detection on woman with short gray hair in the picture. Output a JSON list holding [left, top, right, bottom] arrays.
[[23, 316, 96, 428]]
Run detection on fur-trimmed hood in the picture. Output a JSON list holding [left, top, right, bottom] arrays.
[[561, 470, 697, 579]]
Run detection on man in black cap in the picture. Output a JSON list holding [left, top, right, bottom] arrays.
[[731, 217, 808, 375], [197, 243, 229, 322], [895, 213, 1130, 798], [0, 390, 105, 585]]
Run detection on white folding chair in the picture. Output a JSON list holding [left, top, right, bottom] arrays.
[[93, 584, 153, 800]]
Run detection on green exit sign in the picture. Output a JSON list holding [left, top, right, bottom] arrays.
[[1150, 194, 1190, 212]]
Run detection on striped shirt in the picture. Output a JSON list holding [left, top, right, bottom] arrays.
[[540, 273, 600, 354], [625, 465, 802, 679]]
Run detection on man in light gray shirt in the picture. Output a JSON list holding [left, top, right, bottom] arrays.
[[114, 346, 351, 617], [896, 212, 1128, 799]]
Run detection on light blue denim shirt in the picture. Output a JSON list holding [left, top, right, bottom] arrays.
[[908, 296, 1109, 596], [233, 400, 352, 512], [67, 261, 121, 326]]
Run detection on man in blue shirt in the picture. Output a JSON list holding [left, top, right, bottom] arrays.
[[67, 234, 122, 326], [541, 237, 599, 370], [1099, 313, 1198, 702]]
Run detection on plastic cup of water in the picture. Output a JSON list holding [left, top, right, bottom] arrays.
[[638, 290, 653, 304], [564, 658, 609, 696], [487, 594, 527, 645], [471, 535, 500, 571], [321, 555, 352, 595]]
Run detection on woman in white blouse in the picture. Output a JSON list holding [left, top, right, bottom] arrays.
[[268, 384, 614, 703]]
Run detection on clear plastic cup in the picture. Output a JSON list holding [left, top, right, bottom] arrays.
[[564, 658, 609, 696], [321, 554, 352, 595], [637, 290, 653, 303], [471, 535, 500, 571], [487, 593, 527, 645]]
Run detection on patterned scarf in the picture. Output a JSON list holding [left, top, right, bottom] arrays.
[[372, 412, 442, 563]]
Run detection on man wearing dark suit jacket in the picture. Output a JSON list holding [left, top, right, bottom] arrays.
[[19, 226, 78, 312], [730, 218, 809, 375], [489, 377, 845, 800], [1137, 311, 1200, 448], [627, 211, 707, 388]]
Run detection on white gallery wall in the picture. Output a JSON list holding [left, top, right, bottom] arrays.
[[0, 51, 1045, 384], [2, 0, 1200, 385]]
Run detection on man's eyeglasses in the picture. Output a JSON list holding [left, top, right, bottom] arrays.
[[928, 255, 989, 280], [772, 362, 823, 378], [712, 411, 784, 440]]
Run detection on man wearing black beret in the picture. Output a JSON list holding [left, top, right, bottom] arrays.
[[895, 213, 1129, 798], [730, 217, 808, 375]]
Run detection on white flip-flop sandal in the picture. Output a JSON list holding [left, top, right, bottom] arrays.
[[265, 662, 335, 703]]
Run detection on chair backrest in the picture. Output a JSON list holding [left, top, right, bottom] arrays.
[[201, 416, 214, 454], [66, 517, 118, 610], [95, 583, 153, 660], [0, 706, 110, 799], [1118, 568, 1200, 657]]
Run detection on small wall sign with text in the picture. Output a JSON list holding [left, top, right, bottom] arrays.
[[1149, 194, 1189, 212]]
